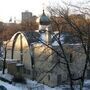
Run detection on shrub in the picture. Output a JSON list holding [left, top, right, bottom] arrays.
[[12, 73, 26, 84]]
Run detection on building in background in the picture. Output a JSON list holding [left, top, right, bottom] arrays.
[[21, 10, 38, 31], [22, 10, 32, 23]]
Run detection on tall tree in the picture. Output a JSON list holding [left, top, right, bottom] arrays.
[[36, 2, 90, 90]]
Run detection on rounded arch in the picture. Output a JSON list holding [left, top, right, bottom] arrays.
[[6, 31, 34, 70], [11, 32, 22, 59]]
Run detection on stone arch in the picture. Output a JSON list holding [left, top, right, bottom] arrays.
[[6, 31, 34, 70]]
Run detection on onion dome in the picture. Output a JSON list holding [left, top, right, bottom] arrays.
[[39, 10, 50, 25]]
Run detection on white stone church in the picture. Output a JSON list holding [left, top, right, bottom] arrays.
[[5, 10, 88, 87]]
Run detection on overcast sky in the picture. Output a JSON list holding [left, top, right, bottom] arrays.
[[0, 0, 89, 22]]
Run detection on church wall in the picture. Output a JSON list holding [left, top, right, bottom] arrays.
[[5, 31, 89, 87], [32, 44, 87, 87]]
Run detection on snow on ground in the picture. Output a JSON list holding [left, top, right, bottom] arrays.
[[0, 79, 90, 90], [0, 70, 59, 90], [0, 79, 61, 90], [0, 80, 22, 90], [0, 70, 90, 90]]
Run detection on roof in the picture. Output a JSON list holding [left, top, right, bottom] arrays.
[[23, 31, 40, 45], [7, 31, 40, 50], [39, 10, 50, 25], [52, 32, 81, 45]]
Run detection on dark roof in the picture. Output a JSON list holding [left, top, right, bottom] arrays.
[[52, 32, 81, 44], [23, 31, 40, 45]]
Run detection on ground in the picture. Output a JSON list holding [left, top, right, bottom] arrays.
[[0, 70, 90, 90]]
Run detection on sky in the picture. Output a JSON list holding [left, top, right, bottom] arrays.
[[0, 0, 48, 22], [0, 0, 88, 23]]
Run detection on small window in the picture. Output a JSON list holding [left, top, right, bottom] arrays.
[[57, 74, 61, 85], [70, 53, 73, 63], [48, 74, 50, 81]]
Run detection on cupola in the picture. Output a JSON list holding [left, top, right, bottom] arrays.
[[39, 10, 50, 25]]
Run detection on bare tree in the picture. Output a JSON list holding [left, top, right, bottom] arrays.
[[34, 2, 90, 90]]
